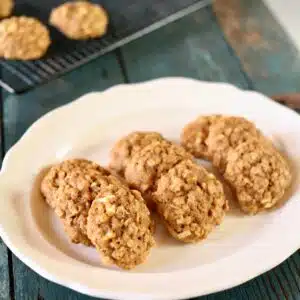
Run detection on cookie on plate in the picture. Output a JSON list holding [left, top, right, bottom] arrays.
[[0, 17, 51, 60], [110, 131, 164, 176], [224, 140, 292, 215], [124, 139, 192, 193], [206, 116, 265, 172], [87, 183, 155, 270], [181, 115, 267, 171], [0, 0, 13, 18], [41, 159, 110, 246], [50, 1, 108, 40], [153, 160, 228, 242], [181, 115, 222, 160]]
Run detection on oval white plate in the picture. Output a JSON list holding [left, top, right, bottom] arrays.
[[0, 78, 299, 300]]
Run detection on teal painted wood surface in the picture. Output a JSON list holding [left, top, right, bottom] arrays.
[[1, 0, 300, 300], [213, 0, 300, 96], [121, 6, 250, 88], [0, 90, 10, 300], [0, 242, 9, 300]]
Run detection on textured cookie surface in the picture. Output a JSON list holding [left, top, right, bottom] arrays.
[[224, 140, 292, 214], [41, 159, 110, 246], [124, 140, 192, 192], [50, 1, 108, 40], [0, 0, 13, 18], [110, 131, 164, 175], [181, 115, 268, 172], [87, 184, 155, 270], [181, 115, 222, 160], [0, 17, 51, 60], [153, 160, 228, 242], [207, 116, 264, 171]]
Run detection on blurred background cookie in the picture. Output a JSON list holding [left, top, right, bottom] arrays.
[[0, 16, 51, 60], [0, 0, 13, 18], [49, 1, 108, 40]]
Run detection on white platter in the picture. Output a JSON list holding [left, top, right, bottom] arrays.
[[0, 78, 299, 300]]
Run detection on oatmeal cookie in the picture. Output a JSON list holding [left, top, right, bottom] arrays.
[[153, 160, 228, 242], [63, 218, 91, 246], [181, 115, 222, 159], [224, 140, 292, 214], [0, 0, 13, 18], [207, 116, 265, 172], [41, 159, 109, 208], [0, 17, 51, 60], [124, 140, 192, 193], [87, 186, 155, 270], [109, 131, 164, 175], [50, 1, 108, 40], [41, 159, 110, 246]]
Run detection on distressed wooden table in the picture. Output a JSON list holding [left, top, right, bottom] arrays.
[[1, 1, 300, 299]]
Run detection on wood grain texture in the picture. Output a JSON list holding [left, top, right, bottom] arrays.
[[3, 53, 124, 300], [120, 6, 250, 89], [0, 241, 10, 300], [213, 0, 300, 95], [3, 53, 124, 150], [0, 88, 11, 300]]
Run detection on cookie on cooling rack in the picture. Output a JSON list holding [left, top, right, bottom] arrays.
[[50, 1, 108, 40], [0, 17, 51, 60]]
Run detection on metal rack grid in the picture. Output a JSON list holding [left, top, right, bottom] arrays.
[[0, 0, 211, 93]]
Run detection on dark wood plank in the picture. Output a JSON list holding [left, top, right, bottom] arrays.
[[0, 85, 12, 300], [3, 53, 124, 300], [120, 6, 250, 89], [213, 0, 300, 96], [0, 241, 10, 300]]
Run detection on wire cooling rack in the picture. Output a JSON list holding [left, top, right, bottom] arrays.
[[0, 0, 211, 93]]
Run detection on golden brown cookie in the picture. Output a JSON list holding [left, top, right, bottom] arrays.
[[224, 140, 292, 215], [87, 185, 155, 270], [62, 218, 91, 246], [153, 160, 228, 243], [0, 17, 51, 60], [0, 0, 13, 18], [181, 115, 222, 159], [124, 139, 192, 193], [41, 159, 109, 208], [181, 115, 268, 171], [41, 159, 110, 246], [50, 1, 108, 40], [109, 131, 164, 175], [207, 116, 265, 172]]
